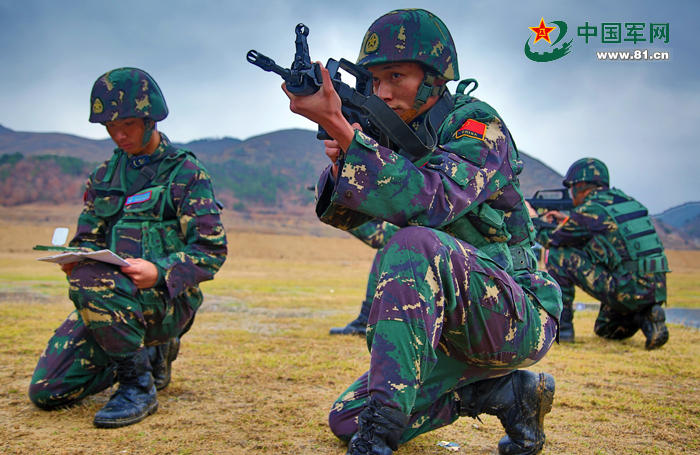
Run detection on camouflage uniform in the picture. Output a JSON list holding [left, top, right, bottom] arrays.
[[536, 183, 669, 345], [330, 220, 399, 335], [28, 68, 227, 413], [314, 10, 562, 449], [349, 219, 399, 249]]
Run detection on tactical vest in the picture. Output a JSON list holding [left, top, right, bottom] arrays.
[[590, 188, 669, 275], [91, 147, 191, 261]]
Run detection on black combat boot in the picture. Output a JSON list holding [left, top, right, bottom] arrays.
[[639, 304, 669, 350], [459, 370, 555, 455], [558, 303, 574, 342], [346, 397, 408, 455], [93, 348, 158, 428], [148, 337, 180, 390], [330, 299, 371, 336]]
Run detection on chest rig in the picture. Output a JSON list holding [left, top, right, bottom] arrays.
[[91, 145, 192, 260]]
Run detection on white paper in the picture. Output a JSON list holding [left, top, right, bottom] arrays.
[[51, 227, 70, 246], [37, 249, 130, 267]]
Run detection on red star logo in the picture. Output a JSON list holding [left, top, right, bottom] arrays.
[[529, 17, 556, 44]]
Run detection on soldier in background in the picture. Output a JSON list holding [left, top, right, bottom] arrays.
[[535, 157, 669, 349], [329, 219, 398, 335], [284, 9, 562, 455], [28, 67, 227, 428]]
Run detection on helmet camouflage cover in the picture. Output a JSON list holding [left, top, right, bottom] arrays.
[[89, 67, 168, 123], [563, 157, 610, 188], [357, 8, 459, 81]]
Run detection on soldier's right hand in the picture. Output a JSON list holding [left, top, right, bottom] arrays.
[[324, 139, 341, 179], [524, 200, 538, 218], [283, 62, 355, 151], [60, 262, 77, 276], [544, 210, 568, 224]]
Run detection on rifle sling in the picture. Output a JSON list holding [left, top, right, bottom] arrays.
[[126, 165, 158, 199], [422, 92, 454, 148], [361, 92, 454, 162], [104, 153, 167, 238]]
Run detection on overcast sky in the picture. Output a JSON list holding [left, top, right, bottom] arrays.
[[1, 0, 697, 213]]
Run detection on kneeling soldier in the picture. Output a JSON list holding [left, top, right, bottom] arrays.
[[28, 67, 227, 427], [535, 157, 669, 349]]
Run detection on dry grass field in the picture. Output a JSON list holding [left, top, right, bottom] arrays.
[[0, 204, 699, 454]]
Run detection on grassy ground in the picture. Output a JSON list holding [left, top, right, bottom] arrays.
[[0, 205, 699, 454]]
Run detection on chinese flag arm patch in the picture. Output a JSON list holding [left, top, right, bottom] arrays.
[[454, 118, 487, 141]]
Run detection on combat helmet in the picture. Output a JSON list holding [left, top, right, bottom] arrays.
[[89, 67, 168, 124], [357, 9, 459, 113], [357, 9, 459, 81], [563, 158, 610, 188]]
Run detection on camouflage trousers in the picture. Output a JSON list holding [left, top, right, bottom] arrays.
[[546, 246, 664, 339], [328, 227, 559, 443], [28, 260, 197, 409]]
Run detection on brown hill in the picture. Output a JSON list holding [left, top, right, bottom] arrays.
[[653, 219, 700, 250], [0, 124, 112, 158], [0, 153, 93, 205]]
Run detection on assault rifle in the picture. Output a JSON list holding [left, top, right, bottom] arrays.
[[246, 24, 323, 96], [246, 24, 376, 138], [527, 188, 573, 212], [247, 23, 439, 162], [526, 188, 574, 230]]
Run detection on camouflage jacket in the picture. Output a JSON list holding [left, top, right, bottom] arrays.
[[348, 219, 399, 249], [315, 87, 561, 317], [316, 90, 535, 255], [70, 133, 228, 299]]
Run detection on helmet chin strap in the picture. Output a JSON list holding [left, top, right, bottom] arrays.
[[401, 73, 446, 122], [141, 119, 156, 148]]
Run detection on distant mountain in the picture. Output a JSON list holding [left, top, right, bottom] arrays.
[[518, 152, 563, 198], [191, 129, 325, 209], [0, 123, 561, 206], [0, 125, 330, 210], [653, 202, 700, 249], [0, 153, 94, 205], [1, 123, 696, 248], [655, 202, 700, 229], [0, 124, 113, 157]]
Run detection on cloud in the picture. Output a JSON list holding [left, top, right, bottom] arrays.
[[0, 0, 697, 212]]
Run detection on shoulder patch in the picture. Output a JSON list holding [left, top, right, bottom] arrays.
[[125, 190, 152, 206], [454, 118, 487, 141]]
